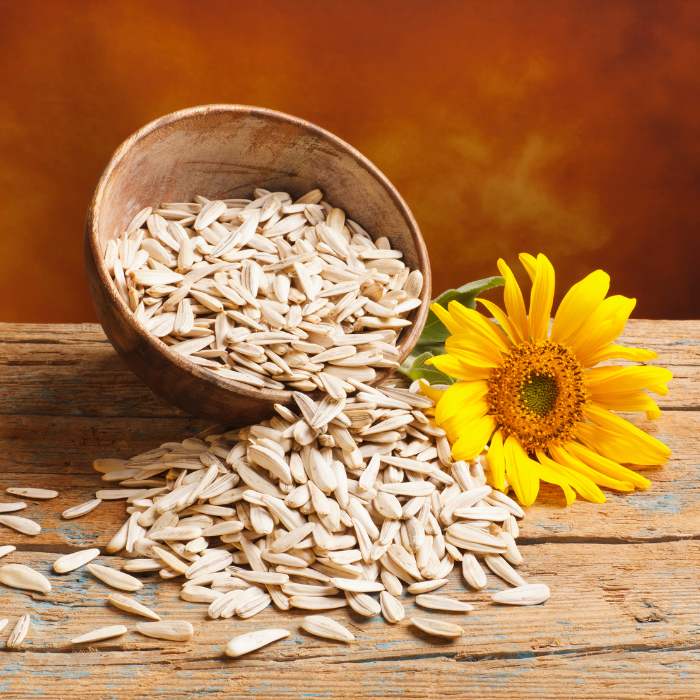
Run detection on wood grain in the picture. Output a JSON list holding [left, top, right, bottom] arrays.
[[0, 321, 698, 698]]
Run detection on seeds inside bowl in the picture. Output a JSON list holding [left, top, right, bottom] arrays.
[[105, 188, 423, 395]]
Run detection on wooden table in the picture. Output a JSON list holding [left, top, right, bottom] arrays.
[[0, 320, 698, 699]]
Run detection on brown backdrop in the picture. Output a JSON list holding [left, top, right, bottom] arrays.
[[1, 0, 698, 323]]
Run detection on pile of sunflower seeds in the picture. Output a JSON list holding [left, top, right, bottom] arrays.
[[103, 188, 423, 395], [0, 380, 550, 651]]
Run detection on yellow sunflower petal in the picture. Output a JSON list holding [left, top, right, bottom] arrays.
[[430, 302, 467, 336], [426, 355, 492, 381], [565, 441, 651, 490], [446, 338, 502, 367], [582, 344, 658, 368], [548, 444, 634, 491], [567, 295, 635, 356], [447, 301, 511, 353], [584, 404, 671, 460], [435, 380, 489, 425], [550, 269, 610, 343], [531, 457, 577, 505], [586, 366, 673, 394], [504, 436, 540, 506], [646, 383, 669, 396], [518, 253, 538, 282], [418, 380, 447, 404], [574, 318, 633, 366], [442, 401, 489, 443], [477, 298, 524, 345], [590, 390, 662, 421], [497, 259, 529, 342], [536, 449, 606, 503], [451, 415, 497, 461], [528, 253, 555, 342], [487, 429, 506, 491], [575, 422, 665, 466]]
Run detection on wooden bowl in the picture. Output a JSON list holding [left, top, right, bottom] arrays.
[[85, 105, 431, 427]]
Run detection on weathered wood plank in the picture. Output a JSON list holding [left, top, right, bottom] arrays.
[[0, 410, 696, 544], [0, 542, 698, 698], [1, 650, 699, 699], [1, 321, 697, 698]]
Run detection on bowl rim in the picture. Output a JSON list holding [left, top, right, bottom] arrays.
[[86, 103, 431, 406]]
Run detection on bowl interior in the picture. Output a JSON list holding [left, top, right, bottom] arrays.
[[91, 105, 430, 416]]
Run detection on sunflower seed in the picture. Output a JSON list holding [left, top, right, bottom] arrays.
[[346, 591, 381, 617], [415, 594, 473, 612], [72, 625, 128, 644], [289, 596, 349, 610], [181, 586, 223, 604], [407, 579, 449, 594], [109, 593, 161, 620], [6, 487, 58, 500], [0, 545, 16, 558], [497, 531, 523, 565], [152, 546, 189, 575], [411, 616, 464, 638], [7, 614, 31, 648], [225, 628, 290, 657], [54, 548, 101, 573], [379, 591, 405, 623], [87, 564, 143, 591], [460, 554, 487, 590], [0, 502, 27, 513], [0, 564, 51, 593], [62, 499, 102, 520], [0, 515, 41, 536], [483, 554, 527, 587], [330, 578, 384, 593], [136, 620, 194, 641], [492, 583, 550, 606], [301, 615, 355, 642], [185, 551, 233, 579]]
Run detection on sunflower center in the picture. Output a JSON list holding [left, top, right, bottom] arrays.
[[519, 372, 559, 417], [487, 340, 589, 453]]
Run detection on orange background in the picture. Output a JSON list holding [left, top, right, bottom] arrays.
[[1, 0, 699, 323]]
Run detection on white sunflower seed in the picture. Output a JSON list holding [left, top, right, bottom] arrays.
[[109, 593, 161, 620], [136, 620, 194, 641], [0, 515, 41, 536], [225, 628, 290, 657], [0, 503, 27, 514], [300, 615, 354, 642], [6, 487, 58, 500], [380, 591, 405, 623], [7, 614, 31, 648], [72, 625, 128, 644], [0, 545, 16, 558], [483, 554, 527, 587], [0, 564, 51, 593], [491, 583, 550, 606], [53, 548, 101, 573], [62, 499, 102, 519], [415, 594, 473, 612], [87, 564, 143, 591], [407, 579, 449, 594], [411, 616, 464, 638]]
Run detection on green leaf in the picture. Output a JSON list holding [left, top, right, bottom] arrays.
[[397, 275, 505, 384], [420, 276, 505, 344], [399, 351, 456, 386]]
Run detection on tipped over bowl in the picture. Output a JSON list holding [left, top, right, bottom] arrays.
[[85, 105, 431, 426]]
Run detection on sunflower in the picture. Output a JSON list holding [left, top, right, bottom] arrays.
[[421, 253, 672, 506]]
